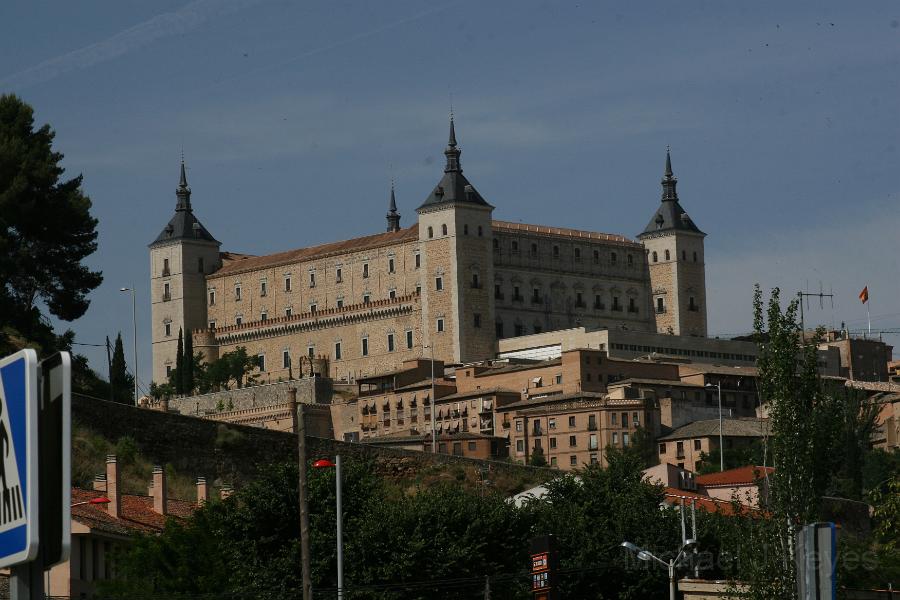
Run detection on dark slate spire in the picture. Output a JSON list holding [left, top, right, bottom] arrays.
[[444, 115, 461, 173], [175, 158, 192, 211], [661, 146, 678, 201], [150, 159, 219, 247], [638, 147, 704, 239], [418, 116, 492, 211], [386, 180, 401, 232]]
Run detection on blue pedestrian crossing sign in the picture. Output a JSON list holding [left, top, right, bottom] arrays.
[[0, 350, 39, 568]]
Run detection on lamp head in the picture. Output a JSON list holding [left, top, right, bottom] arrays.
[[683, 538, 697, 550], [312, 459, 336, 469], [620, 541, 641, 554], [636, 551, 654, 562], [119, 287, 130, 292], [90, 497, 111, 505]]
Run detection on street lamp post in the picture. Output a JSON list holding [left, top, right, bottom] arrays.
[[705, 381, 724, 472], [620, 539, 696, 600], [313, 456, 343, 599], [120, 286, 138, 405]]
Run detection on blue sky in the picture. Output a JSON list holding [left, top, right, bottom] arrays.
[[2, 1, 899, 392]]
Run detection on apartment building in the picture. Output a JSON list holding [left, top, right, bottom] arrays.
[[656, 418, 770, 472]]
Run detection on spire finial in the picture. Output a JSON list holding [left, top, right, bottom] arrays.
[[175, 154, 192, 211], [661, 146, 678, 201], [448, 112, 457, 148], [386, 178, 401, 232]]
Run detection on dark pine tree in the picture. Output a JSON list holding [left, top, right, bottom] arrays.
[[183, 330, 194, 395], [0, 94, 102, 353], [175, 328, 184, 395], [109, 333, 133, 404]]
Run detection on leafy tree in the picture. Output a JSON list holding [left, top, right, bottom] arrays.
[[226, 346, 260, 389], [108, 333, 134, 404], [627, 425, 659, 468], [528, 446, 547, 467], [175, 328, 184, 395], [0, 94, 102, 352], [696, 440, 765, 475], [524, 448, 680, 598]]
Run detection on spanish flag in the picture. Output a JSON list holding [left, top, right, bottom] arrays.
[[859, 286, 869, 304]]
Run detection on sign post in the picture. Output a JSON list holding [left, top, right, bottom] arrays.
[[0, 350, 41, 599], [38, 352, 71, 568], [530, 535, 559, 600]]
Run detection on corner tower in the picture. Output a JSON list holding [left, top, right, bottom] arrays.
[[637, 149, 708, 336], [417, 117, 496, 363], [149, 161, 222, 383]]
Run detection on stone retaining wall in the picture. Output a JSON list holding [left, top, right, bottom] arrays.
[[166, 376, 332, 417]]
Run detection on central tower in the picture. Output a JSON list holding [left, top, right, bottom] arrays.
[[638, 149, 708, 336], [417, 118, 496, 363]]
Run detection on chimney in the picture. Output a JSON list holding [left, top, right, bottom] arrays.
[[220, 484, 234, 500], [196, 477, 209, 505], [105, 455, 120, 519], [93, 474, 107, 492], [152, 466, 167, 515]]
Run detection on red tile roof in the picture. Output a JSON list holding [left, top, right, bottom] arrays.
[[695, 465, 774, 488], [212, 225, 420, 277], [71, 488, 196, 537], [662, 487, 754, 516]]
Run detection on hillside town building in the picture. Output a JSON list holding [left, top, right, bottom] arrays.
[[149, 119, 709, 384]]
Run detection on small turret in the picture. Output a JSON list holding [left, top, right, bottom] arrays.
[[386, 182, 401, 232]]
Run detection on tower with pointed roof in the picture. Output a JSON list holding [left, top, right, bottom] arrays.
[[417, 117, 496, 363], [149, 161, 222, 384], [386, 182, 401, 232], [637, 149, 708, 336]]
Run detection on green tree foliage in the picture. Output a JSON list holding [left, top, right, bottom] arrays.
[[528, 446, 547, 467], [108, 333, 134, 404], [174, 328, 184, 395], [696, 441, 765, 475], [524, 448, 679, 598], [627, 425, 659, 468], [193, 347, 259, 392], [0, 94, 102, 352], [182, 330, 194, 394]]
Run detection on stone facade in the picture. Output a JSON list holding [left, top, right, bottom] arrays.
[[150, 124, 709, 384]]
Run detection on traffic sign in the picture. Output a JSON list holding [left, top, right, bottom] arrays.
[[0, 350, 39, 569], [38, 352, 71, 568]]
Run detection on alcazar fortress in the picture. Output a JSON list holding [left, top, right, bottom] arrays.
[[149, 119, 708, 384]]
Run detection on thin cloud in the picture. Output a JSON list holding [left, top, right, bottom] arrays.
[[0, 0, 263, 90]]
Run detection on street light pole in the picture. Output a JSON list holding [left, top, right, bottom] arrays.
[[120, 286, 138, 405], [620, 539, 695, 600], [717, 381, 723, 472], [313, 456, 344, 599]]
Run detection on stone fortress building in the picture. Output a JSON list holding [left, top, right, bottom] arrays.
[[149, 119, 708, 384]]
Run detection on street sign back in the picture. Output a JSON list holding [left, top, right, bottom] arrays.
[[39, 352, 71, 568], [0, 350, 39, 569]]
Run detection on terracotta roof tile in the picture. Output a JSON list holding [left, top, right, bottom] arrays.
[[212, 225, 420, 277], [71, 488, 196, 536], [695, 465, 774, 488]]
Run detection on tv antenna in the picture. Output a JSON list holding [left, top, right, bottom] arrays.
[[796, 282, 834, 333]]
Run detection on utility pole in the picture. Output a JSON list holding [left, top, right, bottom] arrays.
[[483, 575, 491, 599], [297, 403, 312, 600]]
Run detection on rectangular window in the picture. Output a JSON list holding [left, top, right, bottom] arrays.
[[336, 298, 344, 308], [387, 333, 395, 352], [235, 315, 243, 326], [165, 322, 171, 337], [235, 286, 242, 301], [363, 263, 369, 278], [162, 257, 170, 275], [550, 437, 557, 449], [515, 420, 523, 432], [283, 350, 290, 369], [198, 257, 204, 273], [568, 416, 576, 427], [415, 252, 420, 269], [363, 293, 371, 304], [659, 443, 666, 454], [589, 434, 598, 450], [436, 318, 444, 332], [633, 412, 640, 426], [555, 374, 562, 385], [389, 289, 396, 299], [285, 307, 292, 317], [468, 441, 476, 451], [569, 455, 577, 466], [257, 354, 265, 372], [611, 413, 618, 425], [209, 290, 215, 305], [623, 432, 630, 446], [334, 342, 342, 360], [308, 346, 315, 357], [208, 321, 215, 329], [388, 258, 395, 273], [621, 412, 629, 428], [285, 277, 292, 292], [473, 313, 481, 328], [406, 330, 413, 349], [260, 311, 267, 321], [163, 282, 170, 300], [310, 304, 317, 314], [569, 435, 576, 447], [694, 439, 702, 451], [435, 276, 443, 291], [516, 440, 524, 453], [336, 267, 342, 283], [549, 418, 556, 429], [361, 337, 369, 356], [309, 272, 316, 288], [260, 281, 267, 297], [612, 432, 618, 445]]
